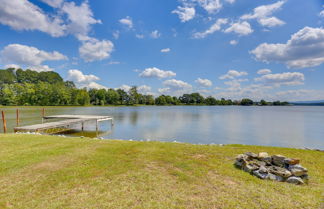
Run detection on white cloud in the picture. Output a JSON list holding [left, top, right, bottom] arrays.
[[230, 40, 238, 45], [1, 43, 67, 71], [0, 0, 65, 37], [320, 10, 324, 17], [258, 17, 285, 27], [4, 64, 21, 69], [161, 48, 171, 53], [275, 89, 324, 101], [219, 70, 248, 80], [257, 69, 272, 75], [135, 34, 144, 39], [195, 78, 212, 87], [172, 6, 196, 22], [108, 61, 120, 65], [196, 0, 222, 14], [119, 84, 131, 92], [67, 69, 99, 83], [40, 0, 63, 8], [224, 21, 253, 36], [138, 85, 152, 94], [163, 79, 192, 90], [255, 72, 305, 86], [62, 1, 101, 38], [193, 18, 228, 38], [139, 67, 176, 79], [113, 30, 120, 39], [67, 69, 106, 89], [251, 27, 324, 68], [150, 30, 161, 39], [241, 1, 285, 27], [79, 38, 114, 62], [225, 0, 235, 3], [158, 88, 171, 94], [119, 16, 133, 29]]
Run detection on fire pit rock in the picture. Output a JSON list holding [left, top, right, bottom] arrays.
[[234, 152, 308, 185]]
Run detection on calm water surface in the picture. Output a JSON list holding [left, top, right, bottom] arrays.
[[1, 106, 323, 149]]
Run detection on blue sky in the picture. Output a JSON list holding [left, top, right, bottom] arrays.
[[0, 0, 324, 101]]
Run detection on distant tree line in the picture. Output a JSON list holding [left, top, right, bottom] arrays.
[[0, 68, 289, 106]]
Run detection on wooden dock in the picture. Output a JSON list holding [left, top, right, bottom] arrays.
[[14, 115, 113, 133]]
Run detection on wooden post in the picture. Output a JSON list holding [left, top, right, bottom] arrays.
[[96, 120, 99, 132], [16, 109, 20, 126], [42, 108, 45, 123], [81, 122, 84, 131], [2, 111, 7, 133]]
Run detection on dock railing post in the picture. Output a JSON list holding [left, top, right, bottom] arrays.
[[16, 109, 20, 126], [42, 108, 45, 123], [2, 111, 7, 134]]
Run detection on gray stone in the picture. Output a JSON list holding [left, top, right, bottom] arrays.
[[259, 166, 268, 174], [258, 152, 269, 159], [244, 152, 258, 159], [243, 163, 259, 173], [272, 155, 286, 167], [234, 160, 244, 168], [284, 158, 300, 165], [267, 173, 285, 182], [253, 170, 268, 179], [268, 166, 292, 178], [288, 164, 308, 176], [236, 154, 247, 161], [286, 176, 304, 185]]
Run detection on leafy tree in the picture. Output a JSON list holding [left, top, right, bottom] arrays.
[[240, 98, 254, 106]]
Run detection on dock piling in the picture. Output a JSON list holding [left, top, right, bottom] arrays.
[[16, 109, 20, 126], [2, 111, 7, 133]]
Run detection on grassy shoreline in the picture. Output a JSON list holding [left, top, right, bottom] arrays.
[[0, 134, 323, 208]]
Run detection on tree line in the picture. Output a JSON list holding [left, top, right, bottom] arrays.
[[0, 68, 289, 106]]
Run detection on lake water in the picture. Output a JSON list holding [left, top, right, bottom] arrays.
[[1, 106, 324, 149]]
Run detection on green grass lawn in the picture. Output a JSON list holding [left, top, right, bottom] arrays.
[[0, 134, 323, 209]]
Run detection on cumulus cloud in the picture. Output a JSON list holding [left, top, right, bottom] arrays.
[[135, 34, 144, 39], [119, 16, 133, 29], [251, 27, 324, 68], [219, 70, 248, 80], [0, 0, 65, 37], [138, 85, 153, 94], [139, 67, 176, 79], [79, 38, 114, 62], [254, 72, 305, 86], [4, 64, 21, 69], [40, 0, 63, 8], [118, 84, 131, 92], [195, 78, 212, 87], [150, 30, 161, 39], [161, 48, 171, 53], [67, 69, 106, 89], [163, 79, 192, 89], [67, 69, 99, 83], [196, 0, 222, 14], [0, 43, 67, 71], [172, 6, 196, 22], [113, 30, 120, 39], [230, 40, 238, 45], [275, 89, 324, 101], [257, 69, 272, 75], [224, 21, 253, 36], [241, 1, 285, 27], [320, 10, 324, 17], [193, 18, 228, 38], [61, 1, 101, 38]]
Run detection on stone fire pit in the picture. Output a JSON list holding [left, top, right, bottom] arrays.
[[234, 152, 308, 185]]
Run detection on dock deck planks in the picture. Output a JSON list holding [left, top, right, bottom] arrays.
[[14, 115, 113, 133]]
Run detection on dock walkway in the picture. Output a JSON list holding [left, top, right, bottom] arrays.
[[14, 115, 113, 133]]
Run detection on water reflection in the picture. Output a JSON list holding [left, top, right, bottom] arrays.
[[1, 106, 323, 149]]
